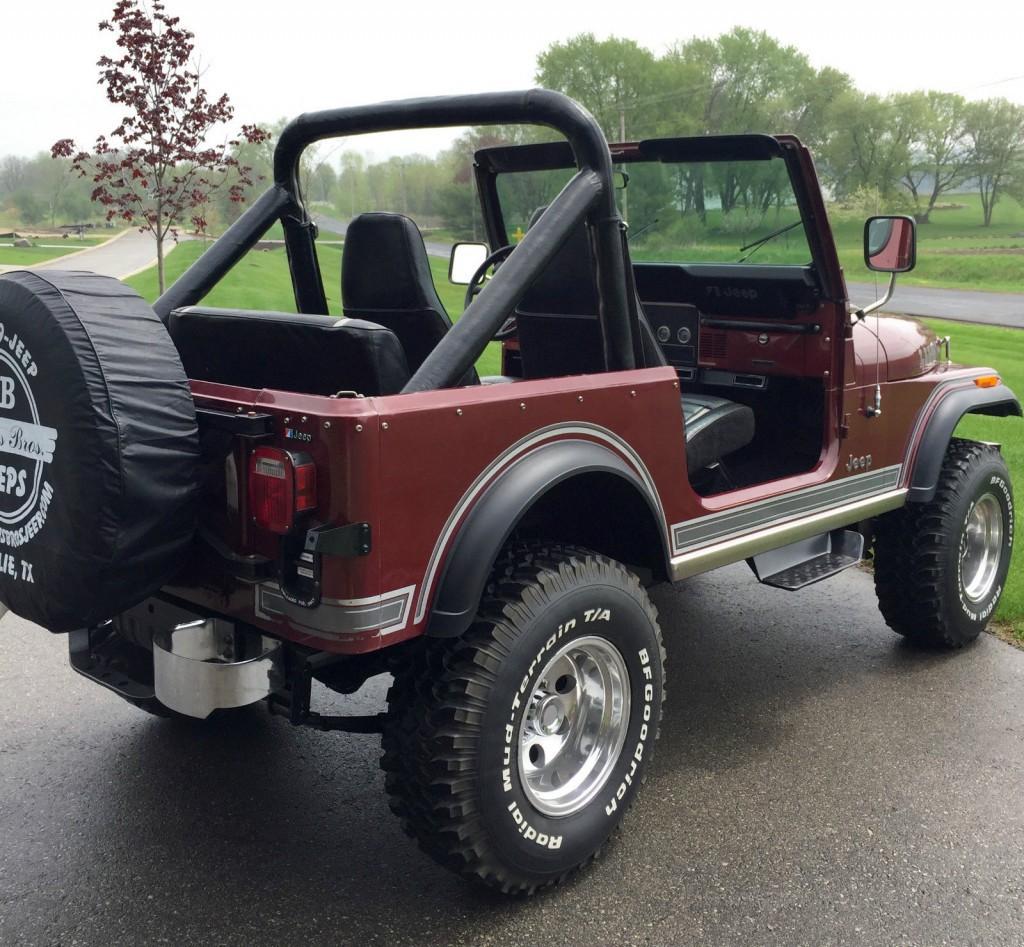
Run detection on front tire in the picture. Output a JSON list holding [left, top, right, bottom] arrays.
[[874, 439, 1014, 647], [381, 544, 666, 894]]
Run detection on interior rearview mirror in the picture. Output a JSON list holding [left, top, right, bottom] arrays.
[[448, 242, 489, 285], [864, 215, 916, 273]]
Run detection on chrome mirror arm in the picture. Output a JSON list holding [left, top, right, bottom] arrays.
[[852, 272, 896, 321]]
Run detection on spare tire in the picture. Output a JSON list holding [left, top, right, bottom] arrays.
[[0, 270, 200, 632]]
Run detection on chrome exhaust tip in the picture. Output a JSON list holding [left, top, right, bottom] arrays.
[[153, 618, 282, 719]]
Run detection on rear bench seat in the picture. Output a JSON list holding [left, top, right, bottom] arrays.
[[168, 307, 410, 396]]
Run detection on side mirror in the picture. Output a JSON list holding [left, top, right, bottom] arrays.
[[448, 242, 488, 285], [864, 215, 916, 273]]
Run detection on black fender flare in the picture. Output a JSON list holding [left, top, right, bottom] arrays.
[[907, 382, 1021, 503], [426, 439, 669, 637]]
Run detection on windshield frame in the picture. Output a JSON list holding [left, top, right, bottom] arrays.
[[476, 133, 827, 285]]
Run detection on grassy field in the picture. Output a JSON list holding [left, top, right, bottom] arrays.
[[835, 194, 1024, 292], [0, 235, 106, 265], [127, 242, 1021, 635], [629, 192, 1024, 293], [921, 318, 1024, 639]]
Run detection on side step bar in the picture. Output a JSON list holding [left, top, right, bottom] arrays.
[[748, 529, 865, 591], [669, 487, 904, 581]]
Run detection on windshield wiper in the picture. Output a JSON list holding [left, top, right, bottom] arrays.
[[628, 218, 659, 241], [737, 220, 802, 263]]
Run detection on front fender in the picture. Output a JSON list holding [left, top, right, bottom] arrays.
[[426, 439, 668, 637], [907, 382, 1021, 502]]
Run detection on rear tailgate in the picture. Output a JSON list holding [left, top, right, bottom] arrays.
[[162, 381, 389, 653]]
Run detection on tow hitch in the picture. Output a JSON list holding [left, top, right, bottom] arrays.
[[267, 651, 386, 734]]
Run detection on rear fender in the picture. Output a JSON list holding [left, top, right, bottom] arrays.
[[426, 439, 669, 637]]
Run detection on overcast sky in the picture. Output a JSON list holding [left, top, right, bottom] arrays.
[[3, 0, 1022, 161]]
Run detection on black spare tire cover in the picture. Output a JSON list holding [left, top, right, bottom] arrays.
[[0, 270, 200, 632]]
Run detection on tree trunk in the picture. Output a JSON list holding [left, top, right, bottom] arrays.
[[156, 234, 165, 295], [979, 179, 996, 227]]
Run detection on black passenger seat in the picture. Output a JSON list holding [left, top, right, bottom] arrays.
[[342, 212, 479, 386], [168, 307, 410, 396], [681, 394, 755, 474]]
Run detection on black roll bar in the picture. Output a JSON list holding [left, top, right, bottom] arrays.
[[406, 169, 602, 392], [154, 89, 635, 386]]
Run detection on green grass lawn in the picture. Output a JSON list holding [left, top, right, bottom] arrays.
[[235, 221, 347, 242], [835, 194, 1024, 292], [629, 192, 1024, 294], [920, 318, 1024, 639], [0, 235, 106, 265]]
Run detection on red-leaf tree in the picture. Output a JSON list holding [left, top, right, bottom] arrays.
[[52, 0, 268, 293]]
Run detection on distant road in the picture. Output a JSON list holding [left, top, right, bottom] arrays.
[[847, 281, 1023, 329], [313, 213, 450, 257], [36, 229, 167, 280], [0, 229, 173, 281], [319, 213, 1024, 329]]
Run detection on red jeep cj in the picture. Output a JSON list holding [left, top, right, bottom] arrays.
[[0, 90, 1018, 894]]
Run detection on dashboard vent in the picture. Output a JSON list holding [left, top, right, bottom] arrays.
[[700, 330, 728, 360]]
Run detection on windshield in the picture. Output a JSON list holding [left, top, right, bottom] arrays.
[[495, 155, 812, 266]]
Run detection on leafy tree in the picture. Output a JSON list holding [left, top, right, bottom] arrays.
[[12, 190, 45, 227], [822, 92, 924, 201], [30, 155, 77, 227], [900, 91, 971, 222], [309, 161, 338, 205], [436, 129, 513, 238], [536, 34, 659, 142], [0, 156, 29, 196], [51, 0, 267, 293], [662, 30, 845, 219], [673, 28, 820, 136], [964, 98, 1024, 226], [215, 119, 277, 227], [336, 151, 370, 220]]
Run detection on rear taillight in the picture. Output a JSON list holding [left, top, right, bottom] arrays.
[[248, 447, 317, 534]]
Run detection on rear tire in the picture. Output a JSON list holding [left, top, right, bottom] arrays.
[[874, 438, 1014, 648], [381, 543, 665, 894]]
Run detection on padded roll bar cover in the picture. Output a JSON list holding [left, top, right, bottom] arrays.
[[907, 382, 1021, 502], [426, 439, 669, 637]]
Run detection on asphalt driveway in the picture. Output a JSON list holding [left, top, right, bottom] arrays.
[[0, 229, 176, 281], [1, 563, 1022, 946]]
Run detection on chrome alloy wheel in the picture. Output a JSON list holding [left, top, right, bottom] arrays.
[[517, 635, 631, 818], [961, 492, 1004, 603]]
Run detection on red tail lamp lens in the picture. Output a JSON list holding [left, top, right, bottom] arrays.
[[248, 447, 317, 534]]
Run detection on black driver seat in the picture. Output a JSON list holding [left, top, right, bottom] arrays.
[[342, 212, 479, 386], [516, 208, 754, 475]]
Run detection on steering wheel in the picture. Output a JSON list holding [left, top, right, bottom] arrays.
[[463, 244, 516, 309]]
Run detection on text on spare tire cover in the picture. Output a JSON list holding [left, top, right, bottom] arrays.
[[0, 324, 55, 577]]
